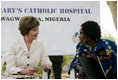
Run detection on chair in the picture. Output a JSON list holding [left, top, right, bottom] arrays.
[[42, 71, 48, 79], [70, 68, 75, 79]]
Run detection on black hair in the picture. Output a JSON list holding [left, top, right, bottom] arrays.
[[81, 21, 101, 40]]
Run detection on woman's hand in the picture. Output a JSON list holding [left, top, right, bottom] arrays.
[[44, 64, 51, 72], [18, 67, 37, 75], [86, 54, 98, 61]]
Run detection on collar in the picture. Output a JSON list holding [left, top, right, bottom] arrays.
[[19, 37, 37, 53]]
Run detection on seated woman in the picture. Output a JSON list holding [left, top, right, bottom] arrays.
[[5, 16, 52, 79], [69, 21, 117, 79]]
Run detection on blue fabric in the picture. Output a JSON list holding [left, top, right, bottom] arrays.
[[70, 39, 117, 78]]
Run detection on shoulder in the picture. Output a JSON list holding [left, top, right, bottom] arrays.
[[98, 39, 116, 46], [96, 39, 117, 52], [10, 38, 21, 47], [8, 38, 22, 52]]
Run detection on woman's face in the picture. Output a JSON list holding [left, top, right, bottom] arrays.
[[79, 28, 89, 43], [27, 26, 39, 40]]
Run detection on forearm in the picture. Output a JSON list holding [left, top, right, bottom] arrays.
[[18, 67, 37, 75], [6, 65, 22, 75]]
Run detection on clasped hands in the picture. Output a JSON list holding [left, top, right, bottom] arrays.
[[18, 64, 51, 75]]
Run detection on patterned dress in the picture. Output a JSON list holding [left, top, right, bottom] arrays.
[[70, 39, 117, 78]]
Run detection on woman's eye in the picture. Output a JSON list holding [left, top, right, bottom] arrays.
[[34, 29, 36, 31]]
